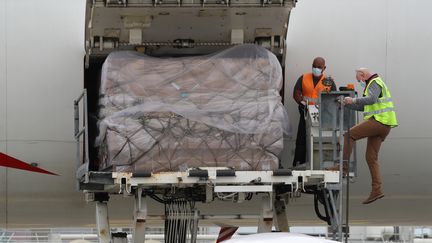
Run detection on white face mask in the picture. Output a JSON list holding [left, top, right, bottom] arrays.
[[312, 68, 322, 77], [359, 80, 366, 88]]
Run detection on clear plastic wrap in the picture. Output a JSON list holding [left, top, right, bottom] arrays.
[[96, 44, 292, 172]]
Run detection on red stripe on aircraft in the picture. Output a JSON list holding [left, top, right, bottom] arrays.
[[216, 226, 239, 243], [0, 152, 58, 175]]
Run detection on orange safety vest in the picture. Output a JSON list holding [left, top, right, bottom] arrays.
[[301, 73, 330, 105]]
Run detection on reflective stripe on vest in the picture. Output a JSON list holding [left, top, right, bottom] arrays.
[[376, 97, 392, 103], [301, 73, 330, 105], [364, 107, 396, 116], [363, 77, 398, 127]]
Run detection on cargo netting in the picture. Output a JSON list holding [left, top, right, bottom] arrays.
[[96, 44, 291, 172]]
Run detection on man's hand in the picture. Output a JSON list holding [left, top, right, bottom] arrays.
[[343, 97, 354, 105], [300, 100, 307, 106]]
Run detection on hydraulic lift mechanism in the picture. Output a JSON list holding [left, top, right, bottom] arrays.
[[75, 90, 357, 242]]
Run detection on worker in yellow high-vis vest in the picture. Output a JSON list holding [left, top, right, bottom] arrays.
[[338, 67, 398, 204]]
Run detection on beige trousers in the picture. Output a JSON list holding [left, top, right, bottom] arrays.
[[343, 118, 391, 190]]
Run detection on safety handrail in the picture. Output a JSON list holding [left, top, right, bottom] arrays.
[[74, 89, 90, 181]]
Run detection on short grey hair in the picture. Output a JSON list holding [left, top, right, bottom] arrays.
[[355, 67, 368, 73]]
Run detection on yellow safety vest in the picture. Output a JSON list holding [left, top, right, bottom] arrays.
[[363, 76, 398, 127]]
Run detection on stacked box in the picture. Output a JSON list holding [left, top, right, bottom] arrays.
[[96, 44, 291, 172]]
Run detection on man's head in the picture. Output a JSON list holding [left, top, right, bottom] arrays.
[[355, 67, 372, 82], [312, 57, 326, 77]]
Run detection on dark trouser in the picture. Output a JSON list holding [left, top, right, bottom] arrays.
[[293, 106, 306, 166]]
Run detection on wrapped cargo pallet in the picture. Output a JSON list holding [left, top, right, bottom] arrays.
[[96, 44, 291, 173]]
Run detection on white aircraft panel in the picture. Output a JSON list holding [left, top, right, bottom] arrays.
[[5, 141, 76, 196], [0, 0, 6, 141], [0, 143, 6, 229], [385, 0, 432, 138], [5, 0, 85, 142], [0, 0, 7, 229], [4, 141, 91, 227], [377, 139, 432, 196], [348, 138, 432, 196], [4, 140, 144, 228], [348, 138, 432, 225]]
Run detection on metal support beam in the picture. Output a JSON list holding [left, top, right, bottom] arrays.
[[96, 201, 110, 243], [133, 187, 147, 243], [215, 185, 272, 193], [328, 189, 340, 239], [274, 198, 289, 232], [338, 96, 345, 242], [191, 210, 199, 243], [257, 194, 273, 233]]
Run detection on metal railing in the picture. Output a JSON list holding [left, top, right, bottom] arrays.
[[74, 89, 90, 184]]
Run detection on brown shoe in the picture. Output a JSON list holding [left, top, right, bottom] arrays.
[[362, 191, 384, 204]]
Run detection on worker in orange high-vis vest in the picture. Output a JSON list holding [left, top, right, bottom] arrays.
[[292, 57, 336, 167]]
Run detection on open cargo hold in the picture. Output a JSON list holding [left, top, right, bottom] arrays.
[[96, 44, 291, 173]]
